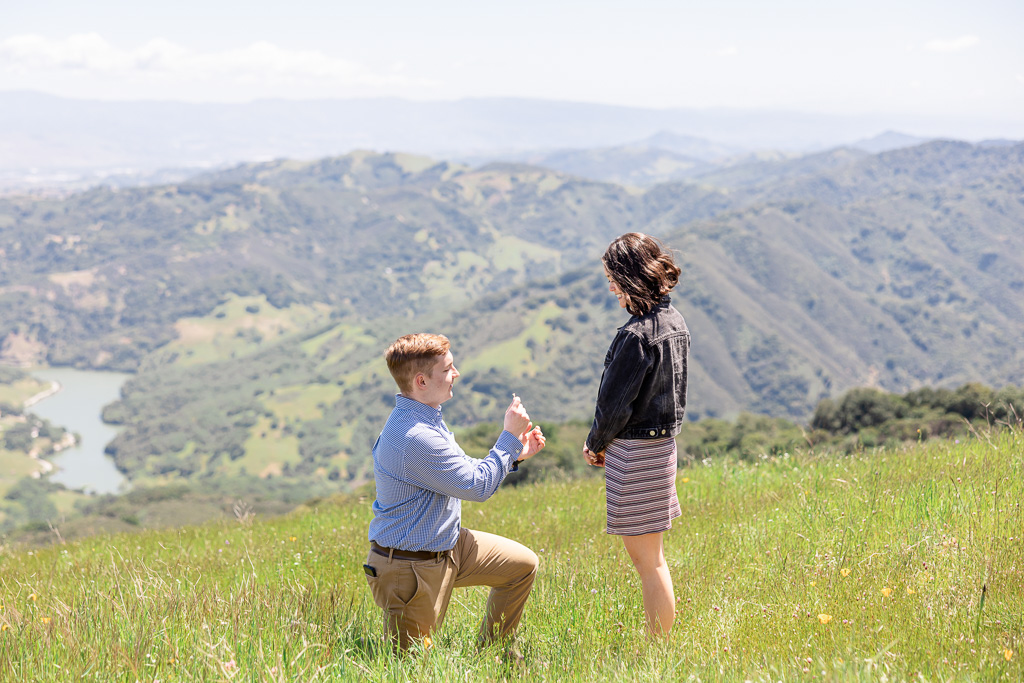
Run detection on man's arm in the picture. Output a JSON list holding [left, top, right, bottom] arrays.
[[403, 429, 523, 503], [399, 395, 532, 501], [403, 396, 533, 503]]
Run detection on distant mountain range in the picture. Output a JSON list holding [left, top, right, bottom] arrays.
[[4, 91, 1019, 194], [457, 131, 938, 188], [851, 131, 933, 154]]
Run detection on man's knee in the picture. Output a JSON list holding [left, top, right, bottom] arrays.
[[496, 542, 538, 588], [520, 547, 539, 584], [527, 547, 539, 572], [389, 611, 432, 651]]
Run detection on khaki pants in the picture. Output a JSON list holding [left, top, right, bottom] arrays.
[[364, 528, 538, 650]]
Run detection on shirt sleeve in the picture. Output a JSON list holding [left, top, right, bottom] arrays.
[[403, 428, 524, 503], [586, 329, 653, 454]]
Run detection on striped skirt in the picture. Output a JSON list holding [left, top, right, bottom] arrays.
[[605, 437, 681, 536]]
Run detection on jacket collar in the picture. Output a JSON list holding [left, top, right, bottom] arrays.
[[621, 295, 671, 327]]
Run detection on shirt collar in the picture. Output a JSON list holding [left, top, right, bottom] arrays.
[[395, 394, 444, 423]]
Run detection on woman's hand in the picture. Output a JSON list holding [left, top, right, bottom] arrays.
[[583, 445, 605, 467]]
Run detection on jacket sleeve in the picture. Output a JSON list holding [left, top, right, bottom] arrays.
[[586, 329, 653, 454]]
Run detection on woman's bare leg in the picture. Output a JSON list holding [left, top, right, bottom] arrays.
[[620, 532, 674, 639]]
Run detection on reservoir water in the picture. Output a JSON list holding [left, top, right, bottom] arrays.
[[29, 367, 130, 494]]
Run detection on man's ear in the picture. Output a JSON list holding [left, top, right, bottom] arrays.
[[413, 372, 428, 390]]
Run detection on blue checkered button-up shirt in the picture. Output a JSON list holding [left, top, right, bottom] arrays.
[[368, 395, 524, 552]]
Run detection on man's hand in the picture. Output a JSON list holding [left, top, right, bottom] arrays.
[[583, 445, 605, 467], [518, 425, 546, 462], [503, 395, 531, 438]]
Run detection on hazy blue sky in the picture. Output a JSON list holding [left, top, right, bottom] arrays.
[[2, 0, 1021, 129]]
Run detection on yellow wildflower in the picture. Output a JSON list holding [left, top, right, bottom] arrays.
[[289, 536, 297, 542], [809, 581, 816, 587], [881, 587, 892, 597], [28, 593, 37, 602], [1, 624, 10, 632], [1004, 649, 1013, 662], [423, 636, 434, 650], [906, 587, 915, 595], [840, 568, 851, 577], [39, 617, 51, 625], [818, 614, 832, 624], [681, 477, 690, 483]]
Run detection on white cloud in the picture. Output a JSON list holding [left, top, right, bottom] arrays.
[[717, 45, 738, 57], [0, 33, 122, 70], [923, 35, 980, 53], [0, 33, 433, 88]]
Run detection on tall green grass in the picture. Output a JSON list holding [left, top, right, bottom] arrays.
[[1, 429, 1021, 681]]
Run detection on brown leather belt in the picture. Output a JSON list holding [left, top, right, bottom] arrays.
[[371, 541, 448, 561]]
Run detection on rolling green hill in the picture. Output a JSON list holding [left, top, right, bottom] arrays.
[[2, 142, 1023, 494], [0, 151, 734, 370]]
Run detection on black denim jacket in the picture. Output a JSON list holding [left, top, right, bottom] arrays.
[[585, 296, 690, 454]]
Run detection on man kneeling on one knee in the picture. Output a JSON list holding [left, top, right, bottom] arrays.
[[364, 333, 547, 650]]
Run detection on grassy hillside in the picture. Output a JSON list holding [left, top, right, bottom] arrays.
[[1, 430, 1020, 681]]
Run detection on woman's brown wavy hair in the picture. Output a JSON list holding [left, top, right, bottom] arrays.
[[602, 232, 681, 316]]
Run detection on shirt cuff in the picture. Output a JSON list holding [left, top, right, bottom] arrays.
[[495, 430, 524, 471]]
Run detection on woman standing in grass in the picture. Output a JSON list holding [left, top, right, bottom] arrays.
[[583, 232, 690, 640]]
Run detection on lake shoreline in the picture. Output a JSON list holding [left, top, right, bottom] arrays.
[[23, 379, 67, 479], [27, 368, 131, 495], [24, 379, 62, 408]]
